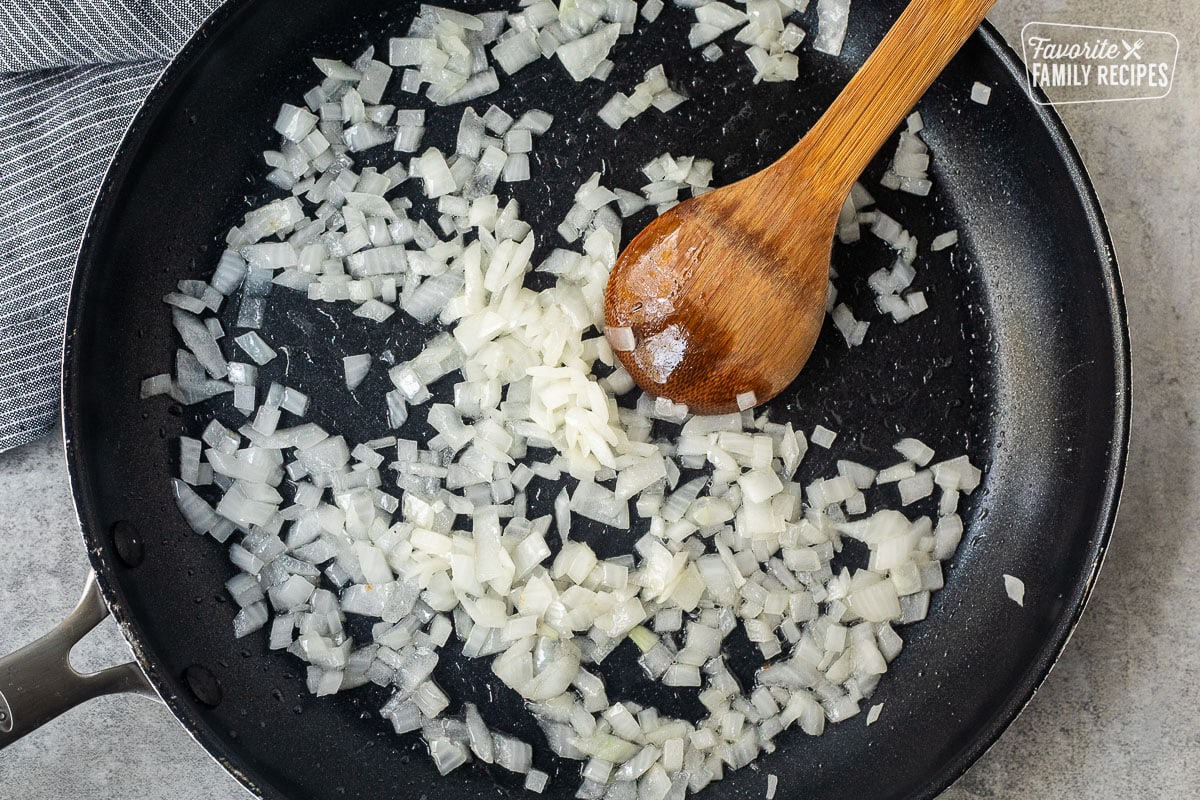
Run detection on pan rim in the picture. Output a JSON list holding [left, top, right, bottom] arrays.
[[906, 22, 1131, 799], [58, 3, 1131, 798], [60, 2, 274, 795]]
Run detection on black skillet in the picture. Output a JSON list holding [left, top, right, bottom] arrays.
[[0, 0, 1128, 798]]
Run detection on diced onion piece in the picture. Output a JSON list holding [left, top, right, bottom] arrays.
[[931, 229, 959, 251], [813, 0, 851, 56], [429, 738, 470, 775], [555, 24, 621, 82], [811, 425, 837, 448], [524, 769, 550, 793], [1003, 574, 1025, 606], [896, 470, 934, 505], [343, 354, 371, 389], [234, 331, 277, 365], [894, 437, 935, 466]]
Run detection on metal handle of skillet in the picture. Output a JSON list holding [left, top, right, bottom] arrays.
[[0, 571, 159, 749]]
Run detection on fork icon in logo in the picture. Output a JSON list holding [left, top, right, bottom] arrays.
[[1122, 38, 1145, 60]]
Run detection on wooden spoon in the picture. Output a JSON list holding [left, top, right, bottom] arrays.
[[604, 0, 997, 414]]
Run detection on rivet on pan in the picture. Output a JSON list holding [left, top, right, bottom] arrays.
[[184, 664, 224, 708], [110, 520, 145, 568]]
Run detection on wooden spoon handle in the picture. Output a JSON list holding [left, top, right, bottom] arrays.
[[783, 0, 997, 198]]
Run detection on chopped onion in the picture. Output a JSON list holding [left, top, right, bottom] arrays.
[[234, 331, 277, 365], [1003, 574, 1025, 606], [931, 230, 959, 251], [343, 354, 371, 389], [813, 0, 851, 56], [555, 24, 621, 82], [896, 470, 934, 505], [525, 769, 550, 793], [810, 425, 837, 448], [149, 9, 995, 794]]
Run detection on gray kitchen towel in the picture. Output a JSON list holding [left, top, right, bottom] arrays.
[[0, 1, 222, 453]]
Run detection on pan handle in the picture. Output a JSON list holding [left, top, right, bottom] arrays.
[[0, 571, 158, 749]]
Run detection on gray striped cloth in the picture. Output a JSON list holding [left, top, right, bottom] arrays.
[[0, 1, 222, 452]]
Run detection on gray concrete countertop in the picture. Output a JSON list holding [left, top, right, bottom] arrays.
[[2, 0, 1197, 796]]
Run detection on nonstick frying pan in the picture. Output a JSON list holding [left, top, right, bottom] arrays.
[[0, 0, 1128, 798]]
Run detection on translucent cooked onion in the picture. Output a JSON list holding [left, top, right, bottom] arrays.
[[1004, 574, 1025, 606], [148, 3, 992, 796]]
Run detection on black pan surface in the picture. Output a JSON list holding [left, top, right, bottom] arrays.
[[62, 0, 1128, 798]]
